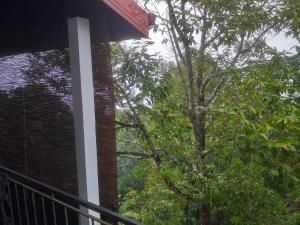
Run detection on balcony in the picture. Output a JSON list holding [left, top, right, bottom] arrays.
[[0, 166, 142, 225], [0, 1, 155, 225]]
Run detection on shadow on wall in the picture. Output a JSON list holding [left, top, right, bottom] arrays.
[[0, 83, 77, 195]]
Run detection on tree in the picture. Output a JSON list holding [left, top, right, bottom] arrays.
[[207, 51, 300, 224], [115, 0, 299, 223], [114, 39, 300, 224]]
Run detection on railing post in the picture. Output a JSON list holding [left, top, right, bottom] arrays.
[[0, 172, 5, 225]]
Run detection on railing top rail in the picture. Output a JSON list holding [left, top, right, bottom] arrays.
[[0, 166, 143, 225]]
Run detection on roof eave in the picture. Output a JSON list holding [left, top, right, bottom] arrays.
[[102, 0, 156, 38]]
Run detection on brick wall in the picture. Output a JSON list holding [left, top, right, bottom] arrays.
[[0, 19, 118, 212], [92, 42, 118, 211], [0, 85, 78, 195]]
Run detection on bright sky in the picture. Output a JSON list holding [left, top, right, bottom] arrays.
[[266, 32, 299, 53], [147, 29, 299, 59], [135, 0, 299, 59], [142, 0, 298, 58]]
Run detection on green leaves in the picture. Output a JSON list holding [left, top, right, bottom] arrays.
[[117, 1, 300, 223], [113, 41, 172, 109], [212, 51, 300, 223], [117, 45, 300, 224]]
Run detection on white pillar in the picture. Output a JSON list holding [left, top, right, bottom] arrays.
[[68, 17, 100, 223]]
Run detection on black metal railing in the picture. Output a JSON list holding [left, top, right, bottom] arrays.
[[0, 166, 142, 225]]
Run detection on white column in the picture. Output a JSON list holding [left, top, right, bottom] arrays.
[[68, 17, 100, 223]]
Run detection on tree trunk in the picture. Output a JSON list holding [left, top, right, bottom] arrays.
[[200, 203, 211, 225], [197, 110, 206, 160], [193, 107, 211, 225]]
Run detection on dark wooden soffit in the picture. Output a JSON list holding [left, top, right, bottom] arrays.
[[0, 0, 155, 56]]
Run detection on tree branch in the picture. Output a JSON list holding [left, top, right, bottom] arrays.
[[167, 26, 190, 102], [117, 151, 152, 158], [116, 120, 138, 129]]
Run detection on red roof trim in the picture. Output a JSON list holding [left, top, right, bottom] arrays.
[[102, 0, 151, 37]]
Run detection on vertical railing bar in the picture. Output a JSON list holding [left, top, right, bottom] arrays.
[[0, 173, 8, 225], [41, 196, 48, 225], [64, 206, 69, 225], [14, 183, 22, 225], [51, 194, 58, 225], [7, 179, 15, 225], [22, 187, 30, 225], [31, 191, 38, 225]]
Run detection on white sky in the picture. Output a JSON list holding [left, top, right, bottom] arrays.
[[147, 29, 299, 59], [266, 32, 299, 53], [141, 0, 299, 59]]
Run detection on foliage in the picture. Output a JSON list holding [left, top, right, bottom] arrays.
[[115, 0, 300, 224], [117, 126, 145, 199], [120, 163, 187, 225], [116, 39, 300, 224]]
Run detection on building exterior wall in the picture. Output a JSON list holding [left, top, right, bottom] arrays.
[[0, 42, 118, 211], [92, 42, 118, 211], [0, 84, 78, 195]]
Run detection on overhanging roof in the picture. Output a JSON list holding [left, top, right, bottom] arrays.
[[103, 0, 155, 37], [0, 0, 155, 56]]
